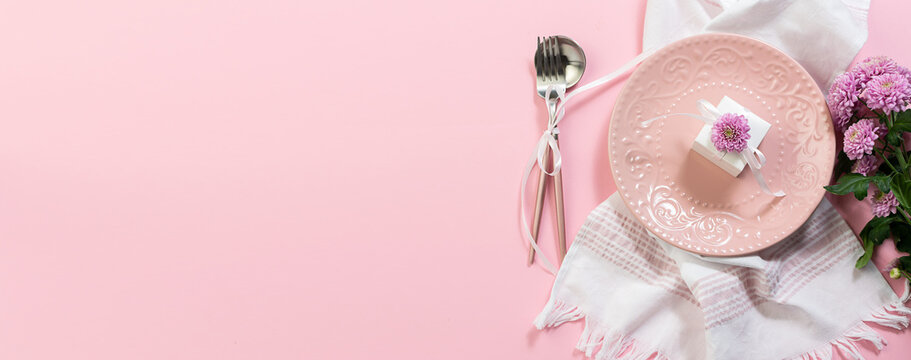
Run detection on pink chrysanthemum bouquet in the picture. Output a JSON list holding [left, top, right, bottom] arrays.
[[825, 56, 911, 278]]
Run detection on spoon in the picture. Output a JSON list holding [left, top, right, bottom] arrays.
[[529, 36, 586, 265], [553, 36, 586, 88]]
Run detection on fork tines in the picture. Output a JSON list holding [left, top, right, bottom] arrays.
[[551, 37, 565, 83], [539, 36, 565, 93]]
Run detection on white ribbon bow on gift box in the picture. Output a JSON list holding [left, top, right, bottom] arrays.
[[642, 99, 786, 197]]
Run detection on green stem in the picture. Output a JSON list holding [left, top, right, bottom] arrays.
[[859, 98, 888, 121], [876, 147, 901, 174], [886, 112, 911, 175], [898, 131, 909, 174], [894, 146, 908, 171]]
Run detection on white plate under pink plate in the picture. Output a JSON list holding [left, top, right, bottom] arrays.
[[609, 33, 835, 256]]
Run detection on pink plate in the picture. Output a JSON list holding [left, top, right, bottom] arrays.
[[608, 33, 835, 256]]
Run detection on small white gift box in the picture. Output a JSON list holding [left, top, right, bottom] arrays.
[[691, 96, 771, 177]]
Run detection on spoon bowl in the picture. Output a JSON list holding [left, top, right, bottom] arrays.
[[534, 36, 586, 97]]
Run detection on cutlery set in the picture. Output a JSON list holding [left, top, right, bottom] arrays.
[[528, 36, 585, 265]]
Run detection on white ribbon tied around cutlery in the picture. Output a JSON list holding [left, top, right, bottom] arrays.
[[642, 99, 786, 197], [521, 50, 657, 274], [520, 86, 565, 275]]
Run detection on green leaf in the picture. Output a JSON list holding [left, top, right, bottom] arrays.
[[891, 220, 911, 240], [889, 112, 911, 132], [860, 215, 896, 246], [893, 110, 911, 128], [879, 154, 898, 174], [872, 175, 892, 194], [892, 221, 911, 253], [856, 239, 875, 269], [891, 176, 911, 209], [898, 255, 911, 272], [887, 129, 903, 146], [857, 215, 905, 268], [886, 111, 911, 149], [832, 152, 853, 179], [825, 173, 873, 200], [897, 241, 911, 254]]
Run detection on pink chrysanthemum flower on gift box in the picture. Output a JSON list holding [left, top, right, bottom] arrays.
[[853, 56, 901, 84], [861, 73, 911, 115], [851, 154, 880, 176], [843, 119, 879, 160], [871, 187, 900, 218], [711, 113, 751, 153], [827, 71, 862, 132]]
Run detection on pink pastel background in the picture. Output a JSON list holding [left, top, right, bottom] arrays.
[[0, 1, 907, 359]]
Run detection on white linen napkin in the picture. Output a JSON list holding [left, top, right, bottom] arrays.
[[536, 194, 910, 359], [532, 0, 911, 359], [643, 0, 871, 89]]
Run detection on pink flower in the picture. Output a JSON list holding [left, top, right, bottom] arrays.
[[871, 188, 900, 218], [827, 71, 862, 132], [711, 113, 751, 153], [861, 73, 911, 114], [899, 66, 911, 84], [851, 154, 880, 176], [843, 119, 879, 160], [874, 120, 888, 138], [853, 56, 901, 85]]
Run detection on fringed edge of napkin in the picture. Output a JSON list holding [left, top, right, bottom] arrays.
[[783, 302, 911, 360], [534, 300, 670, 360], [785, 284, 911, 360], [537, 284, 911, 360]]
